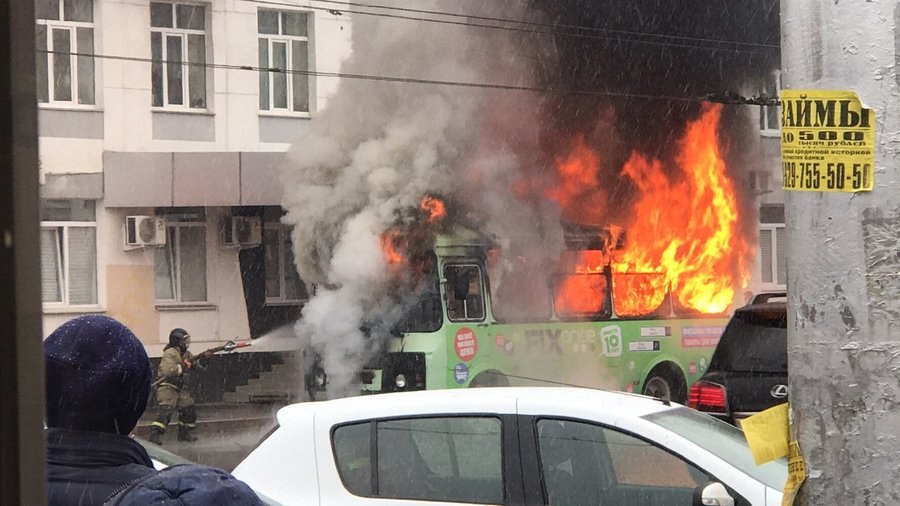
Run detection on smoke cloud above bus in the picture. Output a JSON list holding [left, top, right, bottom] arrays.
[[281, 0, 774, 396]]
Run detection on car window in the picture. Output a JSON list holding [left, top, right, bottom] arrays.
[[333, 422, 372, 496], [333, 416, 503, 504], [711, 307, 787, 373], [643, 407, 788, 490], [536, 418, 709, 506]]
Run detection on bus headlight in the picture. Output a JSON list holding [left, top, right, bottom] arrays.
[[395, 374, 407, 389]]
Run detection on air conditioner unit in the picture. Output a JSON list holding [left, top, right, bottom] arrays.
[[222, 216, 262, 247], [124, 216, 167, 248]]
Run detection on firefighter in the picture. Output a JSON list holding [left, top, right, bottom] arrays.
[[148, 328, 209, 445]]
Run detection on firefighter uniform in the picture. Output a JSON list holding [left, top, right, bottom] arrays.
[[149, 329, 201, 444]]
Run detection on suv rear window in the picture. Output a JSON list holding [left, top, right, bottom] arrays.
[[708, 305, 786, 373]]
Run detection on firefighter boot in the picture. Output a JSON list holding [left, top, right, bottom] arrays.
[[177, 426, 198, 442], [148, 425, 165, 445]]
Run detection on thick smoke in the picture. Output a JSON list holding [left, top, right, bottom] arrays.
[[282, 0, 780, 396], [282, 1, 546, 396]]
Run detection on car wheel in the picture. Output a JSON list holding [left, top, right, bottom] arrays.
[[469, 370, 510, 388], [642, 364, 687, 403]]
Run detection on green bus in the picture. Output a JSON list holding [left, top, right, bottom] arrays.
[[355, 228, 729, 404]]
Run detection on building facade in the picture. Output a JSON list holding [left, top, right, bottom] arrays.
[[746, 70, 787, 300], [37, 0, 352, 355]]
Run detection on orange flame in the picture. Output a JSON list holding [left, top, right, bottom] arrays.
[[545, 136, 607, 224], [615, 104, 748, 314], [554, 250, 609, 315], [420, 196, 446, 223], [381, 230, 405, 266], [550, 104, 750, 315]]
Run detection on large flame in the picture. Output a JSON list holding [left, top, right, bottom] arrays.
[[545, 136, 607, 225], [551, 104, 750, 315]]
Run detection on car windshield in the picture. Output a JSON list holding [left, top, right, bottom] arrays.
[[710, 308, 787, 373], [643, 407, 788, 490]]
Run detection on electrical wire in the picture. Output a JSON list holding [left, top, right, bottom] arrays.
[[314, 0, 780, 50], [38, 49, 704, 103], [239, 0, 778, 55]]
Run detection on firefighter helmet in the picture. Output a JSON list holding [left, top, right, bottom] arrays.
[[168, 328, 191, 352]]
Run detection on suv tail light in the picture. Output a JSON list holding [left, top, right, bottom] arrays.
[[689, 381, 727, 412]]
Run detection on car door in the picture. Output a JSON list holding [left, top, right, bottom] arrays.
[[317, 411, 524, 505], [525, 416, 721, 505]]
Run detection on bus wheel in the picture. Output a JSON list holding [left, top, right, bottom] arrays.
[[470, 370, 510, 388], [642, 364, 687, 403]]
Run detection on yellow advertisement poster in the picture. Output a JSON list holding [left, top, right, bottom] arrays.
[[782, 441, 806, 506], [780, 90, 875, 192], [741, 402, 789, 465]]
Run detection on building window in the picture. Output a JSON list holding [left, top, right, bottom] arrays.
[[40, 200, 98, 306], [258, 8, 310, 113], [35, 0, 95, 105], [264, 223, 307, 303], [155, 222, 207, 302], [759, 70, 781, 137], [759, 224, 786, 287], [150, 2, 207, 109]]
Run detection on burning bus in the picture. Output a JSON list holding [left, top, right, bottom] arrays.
[[302, 104, 753, 404], [344, 226, 730, 403]]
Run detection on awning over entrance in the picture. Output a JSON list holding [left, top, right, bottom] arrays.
[[104, 151, 285, 207]]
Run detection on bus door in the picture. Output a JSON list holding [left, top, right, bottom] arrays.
[[442, 261, 497, 386]]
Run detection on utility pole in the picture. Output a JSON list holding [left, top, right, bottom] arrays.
[[782, 1, 900, 503]]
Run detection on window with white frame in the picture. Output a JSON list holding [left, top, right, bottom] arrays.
[[759, 204, 786, 288], [40, 200, 98, 306], [264, 223, 308, 303], [150, 2, 207, 109], [35, 0, 95, 105], [759, 70, 781, 136], [155, 222, 207, 302], [258, 9, 310, 113]]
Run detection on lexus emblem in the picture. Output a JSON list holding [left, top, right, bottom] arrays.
[[770, 384, 789, 399]]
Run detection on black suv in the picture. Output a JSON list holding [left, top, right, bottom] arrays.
[[688, 293, 787, 425]]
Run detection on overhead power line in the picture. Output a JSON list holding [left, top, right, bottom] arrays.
[[311, 0, 780, 50], [240, 0, 778, 55], [38, 49, 779, 106], [39, 49, 692, 102]]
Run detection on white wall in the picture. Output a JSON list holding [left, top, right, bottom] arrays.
[[38, 0, 353, 353]]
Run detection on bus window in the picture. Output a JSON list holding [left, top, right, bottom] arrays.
[[553, 272, 611, 319], [444, 265, 485, 322], [395, 252, 442, 333], [487, 255, 552, 323], [612, 272, 669, 318]]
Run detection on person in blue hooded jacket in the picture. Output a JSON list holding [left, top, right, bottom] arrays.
[[103, 464, 263, 505], [44, 315, 157, 505], [45, 315, 263, 506]]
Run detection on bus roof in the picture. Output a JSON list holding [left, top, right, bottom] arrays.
[[434, 226, 493, 249]]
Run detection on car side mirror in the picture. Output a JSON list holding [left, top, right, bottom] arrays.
[[693, 482, 735, 506]]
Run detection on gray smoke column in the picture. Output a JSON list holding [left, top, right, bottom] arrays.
[[281, 1, 544, 396]]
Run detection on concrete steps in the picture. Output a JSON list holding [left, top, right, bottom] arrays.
[[222, 358, 304, 403]]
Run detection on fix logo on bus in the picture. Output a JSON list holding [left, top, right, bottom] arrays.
[[521, 328, 598, 355]]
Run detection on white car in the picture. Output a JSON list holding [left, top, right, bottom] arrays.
[[233, 387, 787, 506]]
